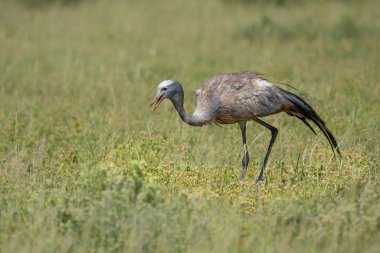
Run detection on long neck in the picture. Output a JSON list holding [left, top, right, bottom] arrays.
[[170, 86, 206, 127]]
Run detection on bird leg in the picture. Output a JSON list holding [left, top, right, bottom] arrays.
[[254, 119, 278, 185], [239, 122, 250, 180]]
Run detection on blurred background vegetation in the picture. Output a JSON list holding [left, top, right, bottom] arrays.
[[0, 0, 379, 252]]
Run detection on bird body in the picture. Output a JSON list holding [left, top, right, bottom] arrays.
[[195, 72, 289, 124], [150, 71, 341, 185]]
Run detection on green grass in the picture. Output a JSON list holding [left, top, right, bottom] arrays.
[[1, 0, 380, 252]]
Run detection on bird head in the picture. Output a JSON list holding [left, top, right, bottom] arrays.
[[150, 80, 182, 111]]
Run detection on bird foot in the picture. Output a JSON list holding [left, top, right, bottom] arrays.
[[256, 180, 263, 193]]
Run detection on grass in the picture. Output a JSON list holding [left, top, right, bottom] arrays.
[[0, 0, 379, 252]]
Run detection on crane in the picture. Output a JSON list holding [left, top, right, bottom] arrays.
[[150, 72, 341, 185]]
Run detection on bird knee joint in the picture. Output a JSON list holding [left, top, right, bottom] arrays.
[[242, 153, 249, 166]]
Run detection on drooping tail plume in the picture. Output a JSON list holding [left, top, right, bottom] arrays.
[[281, 89, 342, 157]]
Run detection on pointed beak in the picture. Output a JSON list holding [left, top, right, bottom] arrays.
[[149, 93, 165, 111]]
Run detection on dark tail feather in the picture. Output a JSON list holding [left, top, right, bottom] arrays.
[[282, 90, 342, 157], [286, 112, 317, 135], [296, 115, 317, 135]]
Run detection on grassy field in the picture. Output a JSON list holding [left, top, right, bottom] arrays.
[[1, 0, 379, 252]]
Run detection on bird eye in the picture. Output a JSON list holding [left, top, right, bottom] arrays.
[[162, 87, 168, 91]]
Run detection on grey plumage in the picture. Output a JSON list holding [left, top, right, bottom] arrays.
[[150, 71, 341, 186]]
